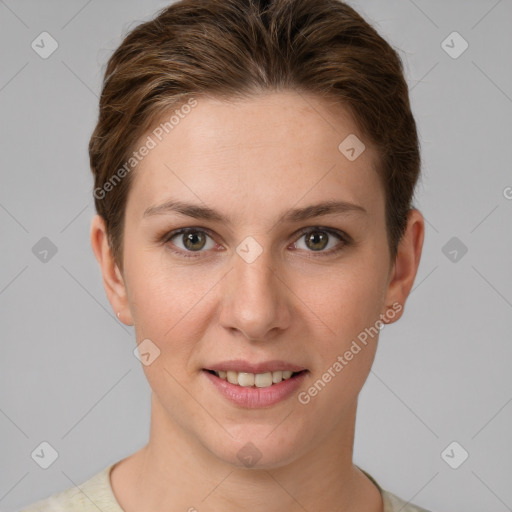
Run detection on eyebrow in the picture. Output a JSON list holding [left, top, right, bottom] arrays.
[[143, 198, 367, 225]]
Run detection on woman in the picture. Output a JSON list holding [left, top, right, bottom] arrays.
[[20, 0, 429, 510]]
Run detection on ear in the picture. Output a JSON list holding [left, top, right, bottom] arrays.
[[381, 208, 425, 324], [90, 214, 134, 326]]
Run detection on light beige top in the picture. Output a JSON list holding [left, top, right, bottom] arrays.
[[19, 463, 432, 512]]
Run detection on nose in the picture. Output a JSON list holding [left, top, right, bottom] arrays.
[[218, 243, 291, 341]]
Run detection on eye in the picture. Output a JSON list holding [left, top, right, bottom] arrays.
[[161, 226, 350, 259], [165, 228, 218, 257], [291, 227, 349, 256]]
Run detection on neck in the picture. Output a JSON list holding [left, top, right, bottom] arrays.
[[110, 393, 382, 512]]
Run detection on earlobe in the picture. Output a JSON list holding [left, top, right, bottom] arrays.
[[90, 215, 134, 326], [381, 208, 425, 324]]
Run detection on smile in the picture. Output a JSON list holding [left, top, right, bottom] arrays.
[[206, 369, 305, 388], [202, 367, 308, 408]]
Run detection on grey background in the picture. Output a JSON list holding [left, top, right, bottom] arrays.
[[1, 1, 511, 511]]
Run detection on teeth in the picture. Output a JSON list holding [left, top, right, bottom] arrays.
[[272, 370, 283, 383], [238, 372, 255, 387], [254, 372, 272, 388], [212, 369, 299, 388]]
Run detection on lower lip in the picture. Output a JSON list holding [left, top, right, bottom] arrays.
[[202, 370, 308, 408]]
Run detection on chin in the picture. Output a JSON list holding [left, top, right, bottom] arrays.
[[203, 426, 308, 471]]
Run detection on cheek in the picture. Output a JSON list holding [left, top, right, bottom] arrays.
[[296, 255, 387, 403], [296, 268, 385, 416], [124, 248, 222, 368], [302, 260, 386, 343], [125, 246, 198, 326]]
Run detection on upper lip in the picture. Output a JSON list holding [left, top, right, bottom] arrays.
[[204, 360, 307, 374]]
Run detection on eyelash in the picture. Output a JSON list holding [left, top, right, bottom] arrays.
[[158, 226, 352, 259]]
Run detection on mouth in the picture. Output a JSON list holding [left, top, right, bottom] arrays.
[[202, 362, 309, 408], [203, 369, 308, 388]]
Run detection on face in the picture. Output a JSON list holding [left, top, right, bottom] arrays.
[[94, 91, 413, 469]]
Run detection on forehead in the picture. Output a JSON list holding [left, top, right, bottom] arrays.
[[125, 91, 384, 224]]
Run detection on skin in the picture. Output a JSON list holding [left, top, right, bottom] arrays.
[[90, 91, 424, 511]]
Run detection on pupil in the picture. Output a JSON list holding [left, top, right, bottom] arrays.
[[308, 231, 327, 251], [185, 232, 205, 251]]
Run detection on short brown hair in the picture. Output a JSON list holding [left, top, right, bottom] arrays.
[[89, 0, 421, 271]]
